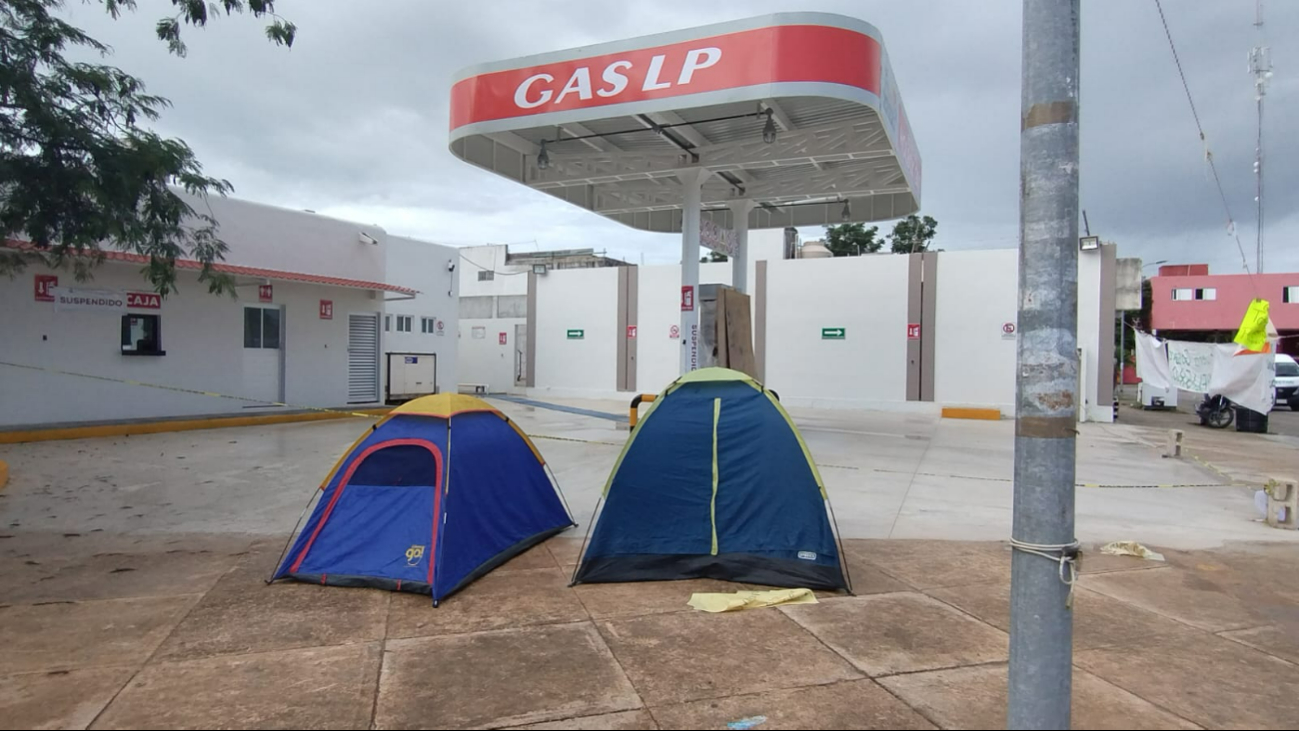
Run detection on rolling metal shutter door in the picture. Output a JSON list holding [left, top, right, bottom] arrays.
[[348, 313, 380, 403]]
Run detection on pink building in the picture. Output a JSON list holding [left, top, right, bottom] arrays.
[[1149, 264, 1299, 356]]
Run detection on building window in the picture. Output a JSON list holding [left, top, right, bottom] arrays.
[[477, 270, 494, 281], [385, 315, 391, 332], [1172, 288, 1215, 301], [244, 307, 281, 349], [121, 314, 164, 356], [1285, 286, 1298, 303], [421, 317, 435, 333], [396, 315, 413, 333]]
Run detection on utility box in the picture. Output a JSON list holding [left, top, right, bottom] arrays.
[[698, 284, 756, 377], [1137, 382, 1178, 410], [386, 352, 438, 403]]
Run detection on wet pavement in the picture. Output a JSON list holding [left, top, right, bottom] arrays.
[[1, 398, 1297, 728]]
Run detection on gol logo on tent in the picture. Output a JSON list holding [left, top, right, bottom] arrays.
[[405, 545, 425, 566]]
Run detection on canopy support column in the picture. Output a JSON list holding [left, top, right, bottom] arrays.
[[729, 199, 755, 294], [680, 168, 711, 375]]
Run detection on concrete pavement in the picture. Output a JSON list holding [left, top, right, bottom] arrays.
[[2, 397, 1297, 728]]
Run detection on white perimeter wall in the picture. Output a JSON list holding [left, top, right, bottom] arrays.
[[458, 317, 524, 393], [521, 243, 1111, 415], [383, 235, 459, 395], [532, 267, 621, 397], [1, 263, 383, 427], [933, 250, 1019, 412], [764, 255, 912, 408]]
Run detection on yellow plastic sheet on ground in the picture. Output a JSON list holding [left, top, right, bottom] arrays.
[[1233, 299, 1271, 352], [687, 588, 818, 613], [1100, 541, 1165, 562]]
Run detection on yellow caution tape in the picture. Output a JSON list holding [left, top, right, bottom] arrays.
[[0, 360, 1262, 492], [529, 434, 623, 447]]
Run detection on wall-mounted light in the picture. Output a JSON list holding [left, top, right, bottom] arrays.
[[762, 109, 777, 144], [532, 263, 548, 275], [1079, 235, 1100, 252], [537, 140, 550, 170]]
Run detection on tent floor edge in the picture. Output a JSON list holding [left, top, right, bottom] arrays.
[[573, 553, 848, 592], [438, 524, 573, 602], [280, 573, 433, 595]]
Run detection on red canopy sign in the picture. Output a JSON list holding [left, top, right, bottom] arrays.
[[451, 24, 881, 130]]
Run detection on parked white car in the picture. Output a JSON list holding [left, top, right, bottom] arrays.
[[1276, 353, 1299, 411]]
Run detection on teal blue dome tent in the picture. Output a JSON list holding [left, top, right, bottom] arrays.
[[572, 368, 852, 592]]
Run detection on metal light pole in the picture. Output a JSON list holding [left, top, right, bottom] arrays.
[[1009, 0, 1080, 729]]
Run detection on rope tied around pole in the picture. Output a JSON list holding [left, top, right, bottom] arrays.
[[1010, 539, 1081, 608]]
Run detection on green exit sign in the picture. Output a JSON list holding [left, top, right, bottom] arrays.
[[821, 327, 846, 340], [567, 329, 585, 340]]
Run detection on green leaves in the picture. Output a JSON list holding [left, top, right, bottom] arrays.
[[888, 215, 938, 254], [0, 0, 293, 295], [155, 17, 184, 56], [264, 18, 296, 47], [822, 222, 882, 256], [152, 0, 296, 58]]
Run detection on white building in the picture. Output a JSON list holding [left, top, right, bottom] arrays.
[[1, 194, 457, 427], [456, 245, 532, 394], [382, 235, 459, 402]]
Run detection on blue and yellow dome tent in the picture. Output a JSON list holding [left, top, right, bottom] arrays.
[[572, 367, 852, 592], [272, 393, 573, 605]]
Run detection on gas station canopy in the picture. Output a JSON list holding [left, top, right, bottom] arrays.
[[449, 12, 922, 231]]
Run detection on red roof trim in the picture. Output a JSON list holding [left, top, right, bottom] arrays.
[[4, 239, 417, 295]]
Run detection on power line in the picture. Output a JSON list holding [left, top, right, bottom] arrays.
[[1152, 0, 1258, 290], [458, 253, 529, 276]]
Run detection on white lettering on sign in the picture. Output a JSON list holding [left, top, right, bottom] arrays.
[[678, 47, 721, 84], [642, 54, 671, 91], [126, 292, 161, 309], [514, 73, 555, 108], [598, 61, 632, 97], [555, 67, 592, 103], [511, 47, 724, 110]]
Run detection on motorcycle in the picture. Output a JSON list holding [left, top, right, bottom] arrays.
[[1196, 394, 1234, 429]]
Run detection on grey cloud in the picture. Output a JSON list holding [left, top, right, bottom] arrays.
[[54, 1, 1299, 272]]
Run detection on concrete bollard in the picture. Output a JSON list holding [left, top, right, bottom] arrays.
[[1164, 429, 1183, 458], [1265, 478, 1297, 530]]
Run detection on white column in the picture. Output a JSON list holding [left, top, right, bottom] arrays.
[[728, 199, 754, 294], [679, 169, 711, 375]]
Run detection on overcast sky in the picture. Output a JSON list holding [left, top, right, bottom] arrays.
[[60, 1, 1299, 272]]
